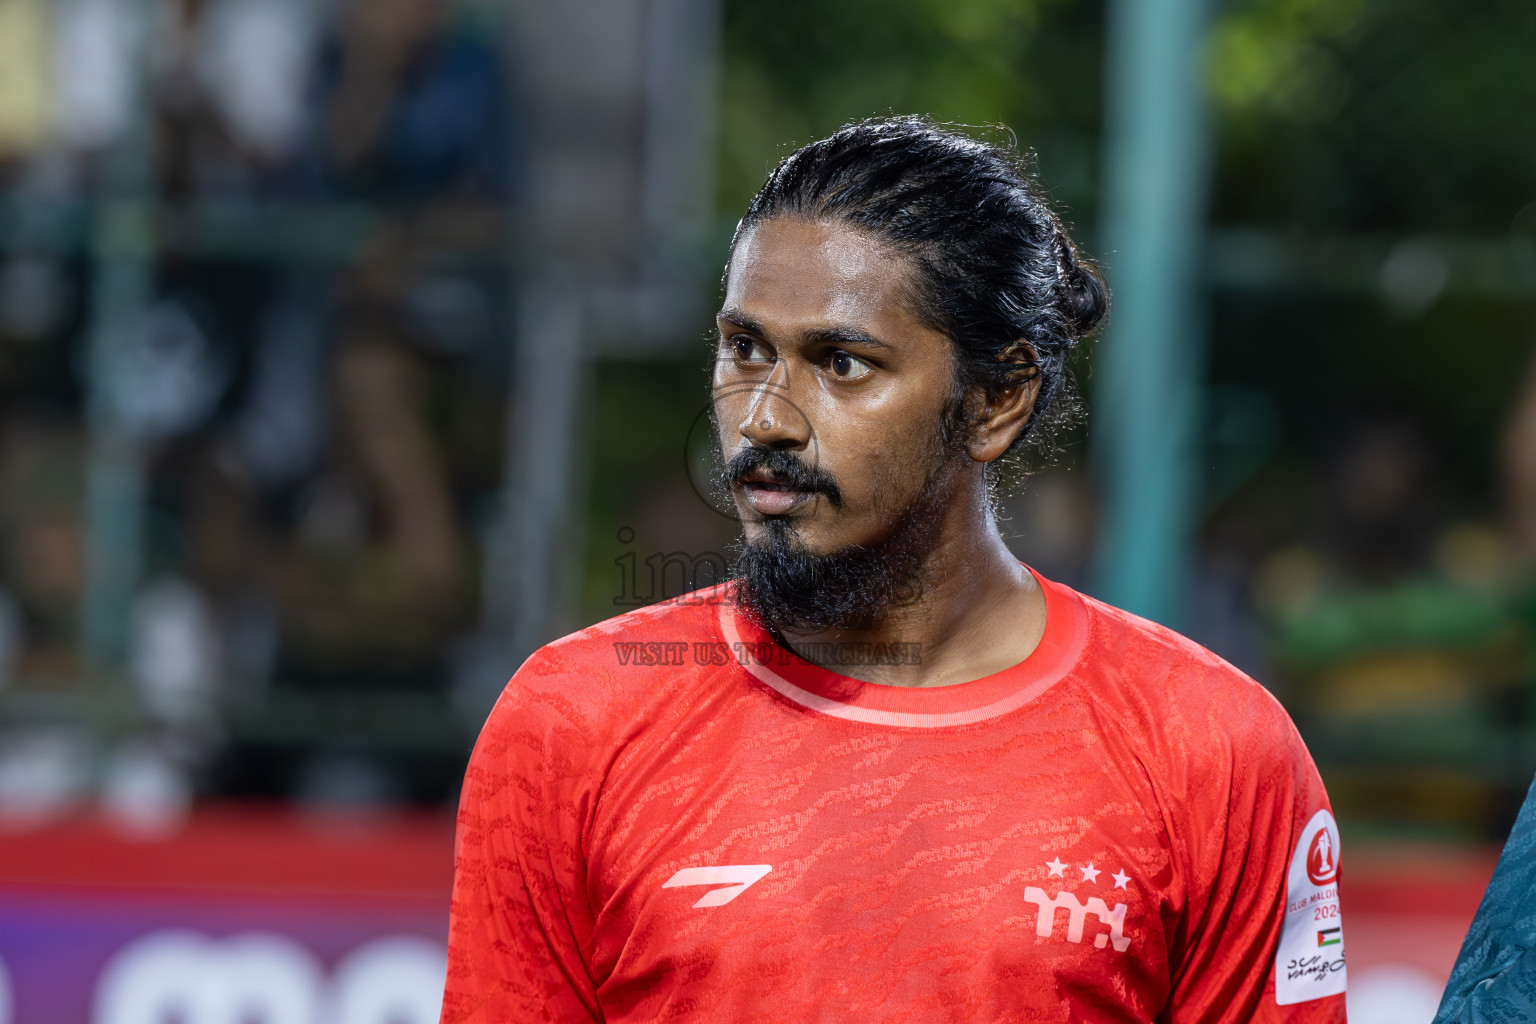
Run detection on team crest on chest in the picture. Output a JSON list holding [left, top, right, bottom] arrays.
[[1023, 857, 1135, 952]]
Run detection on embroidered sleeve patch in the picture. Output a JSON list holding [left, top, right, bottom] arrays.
[[1275, 809, 1347, 1005]]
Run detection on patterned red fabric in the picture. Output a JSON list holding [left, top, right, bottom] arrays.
[[441, 571, 1347, 1023]]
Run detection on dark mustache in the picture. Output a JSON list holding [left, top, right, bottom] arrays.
[[725, 447, 843, 509]]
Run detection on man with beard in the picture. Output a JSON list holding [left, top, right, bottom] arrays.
[[441, 118, 1345, 1023]]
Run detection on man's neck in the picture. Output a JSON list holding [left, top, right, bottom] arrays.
[[776, 476, 1048, 688]]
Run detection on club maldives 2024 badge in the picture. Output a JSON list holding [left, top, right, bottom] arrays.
[[1275, 809, 1346, 1005]]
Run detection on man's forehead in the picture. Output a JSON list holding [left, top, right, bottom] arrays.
[[722, 219, 916, 333]]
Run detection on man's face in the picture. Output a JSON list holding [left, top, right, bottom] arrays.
[[714, 217, 959, 557]]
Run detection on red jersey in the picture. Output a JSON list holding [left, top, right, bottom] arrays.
[[442, 571, 1347, 1023]]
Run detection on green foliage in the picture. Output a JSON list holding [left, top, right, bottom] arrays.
[[719, 0, 1536, 231], [1207, 0, 1536, 231], [1206, 0, 1365, 129], [717, 0, 1102, 216]]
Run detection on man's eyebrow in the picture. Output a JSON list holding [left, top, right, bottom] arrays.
[[716, 308, 765, 335], [715, 309, 892, 351], [803, 325, 891, 350]]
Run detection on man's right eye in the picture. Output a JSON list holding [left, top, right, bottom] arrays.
[[731, 336, 773, 364]]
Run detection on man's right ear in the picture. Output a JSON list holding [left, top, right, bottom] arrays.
[[965, 340, 1042, 464]]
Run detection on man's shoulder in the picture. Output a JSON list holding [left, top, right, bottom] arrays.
[[532, 583, 729, 670], [1068, 585, 1300, 754], [479, 585, 732, 743]]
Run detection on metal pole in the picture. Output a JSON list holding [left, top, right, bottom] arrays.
[[641, 0, 722, 281], [502, 281, 587, 659], [1091, 0, 1212, 628], [483, 0, 723, 666], [81, 0, 154, 664]]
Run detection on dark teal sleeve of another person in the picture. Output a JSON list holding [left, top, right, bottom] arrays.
[[1435, 774, 1536, 1023]]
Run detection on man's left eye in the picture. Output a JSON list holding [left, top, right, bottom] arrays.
[[828, 351, 873, 379]]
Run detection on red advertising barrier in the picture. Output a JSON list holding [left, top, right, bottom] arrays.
[[1342, 844, 1496, 1023], [0, 806, 454, 1024], [0, 811, 1494, 1024]]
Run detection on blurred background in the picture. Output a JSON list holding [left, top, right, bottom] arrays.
[[0, 0, 1533, 1020]]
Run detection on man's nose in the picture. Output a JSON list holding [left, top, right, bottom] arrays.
[[735, 365, 811, 451]]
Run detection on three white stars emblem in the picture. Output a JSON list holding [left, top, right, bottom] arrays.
[[1042, 858, 1133, 890]]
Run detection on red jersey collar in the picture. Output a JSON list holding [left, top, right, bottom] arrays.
[[718, 566, 1089, 728]]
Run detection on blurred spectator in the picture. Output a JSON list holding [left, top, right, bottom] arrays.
[[195, 0, 320, 163], [0, 257, 73, 343], [1503, 348, 1536, 564], [265, 335, 469, 684], [52, 0, 139, 153], [301, 0, 505, 202], [100, 736, 193, 836], [1324, 418, 1444, 584], [0, 420, 86, 672], [113, 299, 229, 442], [0, 588, 21, 690], [0, 0, 509, 820], [0, 727, 92, 826], [128, 575, 220, 728], [0, 0, 51, 158]]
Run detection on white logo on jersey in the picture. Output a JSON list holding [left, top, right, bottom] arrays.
[[1275, 809, 1347, 1005], [663, 865, 772, 907], [1023, 887, 1131, 951]]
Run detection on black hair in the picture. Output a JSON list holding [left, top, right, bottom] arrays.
[[729, 115, 1109, 476]]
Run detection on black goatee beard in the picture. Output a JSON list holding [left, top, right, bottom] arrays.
[[726, 447, 955, 635]]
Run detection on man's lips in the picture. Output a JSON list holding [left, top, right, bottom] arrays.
[[739, 474, 815, 515]]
